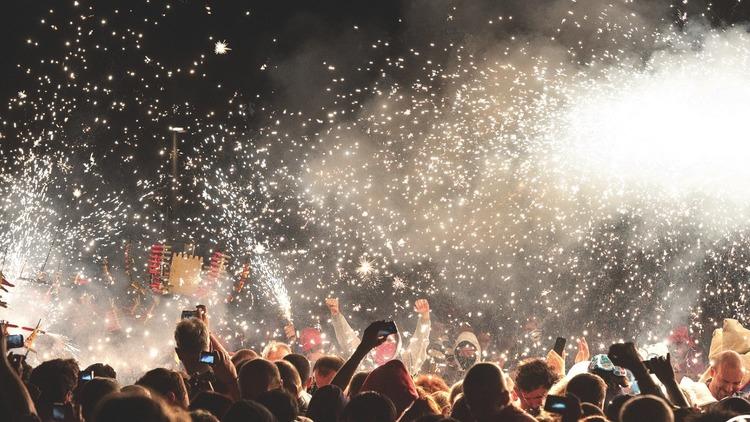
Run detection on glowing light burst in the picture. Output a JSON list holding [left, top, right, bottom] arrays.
[[551, 30, 750, 203], [214, 41, 231, 55], [356, 256, 376, 277]]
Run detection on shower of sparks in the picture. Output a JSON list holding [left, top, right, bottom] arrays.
[[0, 0, 748, 378]]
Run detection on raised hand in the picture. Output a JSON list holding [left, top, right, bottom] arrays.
[[607, 342, 644, 372], [414, 299, 430, 318], [358, 321, 389, 352], [325, 298, 340, 316], [284, 323, 297, 341], [575, 337, 590, 364], [646, 353, 676, 383]]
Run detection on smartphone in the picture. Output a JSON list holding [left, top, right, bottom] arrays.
[[544, 395, 568, 414], [52, 403, 66, 420], [7, 334, 24, 349], [553, 337, 566, 356], [199, 351, 217, 365], [377, 321, 398, 338], [81, 371, 94, 381], [181, 310, 198, 319]]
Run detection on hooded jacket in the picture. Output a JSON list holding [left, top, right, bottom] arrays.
[[359, 359, 419, 417], [330, 312, 431, 374], [453, 331, 482, 370]]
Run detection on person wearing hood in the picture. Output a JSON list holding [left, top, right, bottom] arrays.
[[326, 297, 431, 374], [359, 360, 420, 417], [441, 330, 483, 384]]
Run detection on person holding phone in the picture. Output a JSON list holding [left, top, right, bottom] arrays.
[[326, 297, 432, 373]]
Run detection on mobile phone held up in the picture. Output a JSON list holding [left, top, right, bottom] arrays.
[[544, 395, 569, 414], [181, 310, 198, 319], [7, 334, 24, 349], [52, 403, 67, 420], [199, 351, 218, 365], [553, 337, 566, 357], [81, 371, 94, 381], [377, 321, 398, 338]]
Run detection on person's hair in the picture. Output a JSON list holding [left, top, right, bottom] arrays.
[[313, 355, 345, 376], [462, 363, 507, 414], [448, 396, 472, 422], [415, 374, 450, 394], [566, 373, 607, 408], [711, 350, 743, 369], [136, 368, 188, 407], [231, 349, 259, 368], [581, 417, 609, 422], [174, 318, 209, 354], [83, 363, 117, 379], [347, 371, 370, 398], [448, 382, 463, 405], [256, 389, 298, 422], [188, 391, 233, 419], [92, 392, 173, 422], [222, 400, 276, 422], [275, 360, 302, 396], [513, 358, 559, 392], [78, 377, 120, 421], [399, 389, 442, 422], [414, 417, 460, 422], [283, 354, 311, 383], [262, 341, 292, 360], [190, 409, 219, 422], [307, 384, 348, 422], [605, 393, 634, 421], [620, 395, 674, 422], [713, 396, 750, 414], [238, 358, 282, 401], [431, 390, 450, 415], [29, 358, 80, 405], [341, 391, 397, 422]]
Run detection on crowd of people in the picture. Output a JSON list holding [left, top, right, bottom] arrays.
[[3, 298, 750, 422]]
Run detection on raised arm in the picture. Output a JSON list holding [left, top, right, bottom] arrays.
[[609, 342, 669, 403], [327, 298, 360, 357], [331, 321, 388, 390], [0, 323, 37, 420], [401, 299, 431, 374], [646, 353, 690, 408]]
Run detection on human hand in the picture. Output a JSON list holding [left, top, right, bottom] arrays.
[[0, 322, 8, 357], [608, 342, 646, 373], [547, 349, 565, 378], [645, 353, 676, 383], [325, 298, 340, 316], [196, 304, 208, 328], [284, 323, 297, 341], [575, 337, 590, 364], [358, 321, 389, 352], [414, 299, 430, 318]]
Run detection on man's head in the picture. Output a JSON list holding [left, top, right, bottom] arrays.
[[257, 389, 299, 422], [238, 358, 282, 401], [463, 363, 510, 420], [283, 353, 312, 390], [620, 395, 674, 422], [92, 392, 175, 422], [341, 391, 397, 422], [262, 341, 292, 361], [313, 355, 345, 387], [136, 368, 190, 409], [174, 318, 210, 373], [513, 358, 559, 413], [29, 358, 80, 409], [567, 373, 607, 409], [275, 359, 302, 398], [231, 349, 258, 369], [78, 377, 120, 421], [708, 351, 745, 400]]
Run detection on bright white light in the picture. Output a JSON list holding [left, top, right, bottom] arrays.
[[214, 41, 231, 55], [555, 30, 750, 201]]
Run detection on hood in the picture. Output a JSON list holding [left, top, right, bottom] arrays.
[[360, 360, 418, 416], [300, 327, 322, 353], [453, 331, 482, 370]]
